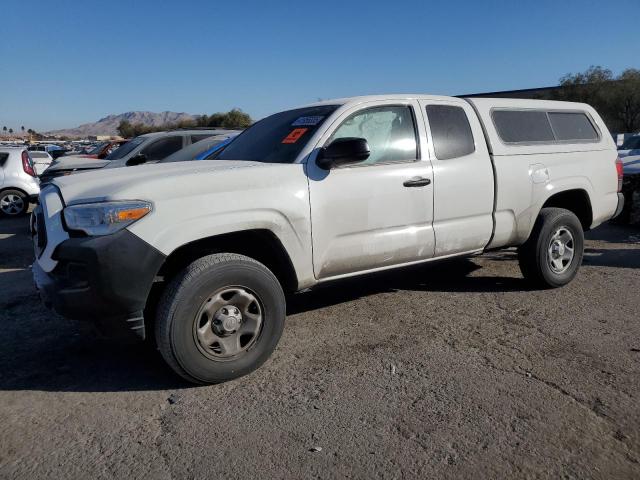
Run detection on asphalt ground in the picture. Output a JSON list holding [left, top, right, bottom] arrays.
[[1, 214, 639, 479]]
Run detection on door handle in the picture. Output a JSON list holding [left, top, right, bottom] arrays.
[[403, 177, 431, 187]]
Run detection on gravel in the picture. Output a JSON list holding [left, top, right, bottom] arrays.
[[1, 215, 639, 479]]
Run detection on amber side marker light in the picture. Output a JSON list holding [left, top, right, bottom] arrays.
[[117, 207, 151, 222]]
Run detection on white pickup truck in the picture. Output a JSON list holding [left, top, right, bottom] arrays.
[[32, 95, 624, 384]]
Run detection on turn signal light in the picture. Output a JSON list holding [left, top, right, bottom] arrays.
[[116, 207, 150, 222]]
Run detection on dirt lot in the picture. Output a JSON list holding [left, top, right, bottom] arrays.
[[0, 214, 639, 479]]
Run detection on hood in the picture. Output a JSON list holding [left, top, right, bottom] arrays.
[[53, 159, 271, 205], [47, 155, 110, 172]]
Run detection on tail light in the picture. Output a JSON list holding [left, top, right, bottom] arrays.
[[615, 156, 624, 192], [22, 151, 36, 177]]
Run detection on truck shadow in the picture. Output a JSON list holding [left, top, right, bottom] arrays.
[[287, 258, 531, 315]]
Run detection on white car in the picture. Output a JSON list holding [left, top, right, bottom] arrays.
[[28, 150, 54, 175], [32, 94, 623, 384], [0, 147, 40, 216]]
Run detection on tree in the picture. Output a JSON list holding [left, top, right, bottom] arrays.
[[8, 128, 13, 135], [611, 69, 640, 132], [554, 66, 640, 133], [2, 126, 6, 136], [21, 126, 25, 134], [117, 109, 254, 138]]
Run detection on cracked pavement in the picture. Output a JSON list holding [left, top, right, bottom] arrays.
[[0, 215, 639, 479]]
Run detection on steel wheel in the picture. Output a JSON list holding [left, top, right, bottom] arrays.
[[193, 286, 263, 360], [0, 193, 25, 216], [547, 227, 575, 274]]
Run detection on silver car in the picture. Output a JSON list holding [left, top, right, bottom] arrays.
[[40, 129, 239, 184], [0, 147, 40, 217]]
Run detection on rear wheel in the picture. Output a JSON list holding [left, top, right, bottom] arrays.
[[0, 189, 29, 217], [155, 253, 285, 384], [518, 207, 584, 288]]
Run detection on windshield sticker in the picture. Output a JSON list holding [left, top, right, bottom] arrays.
[[292, 116, 324, 127], [282, 128, 308, 144]]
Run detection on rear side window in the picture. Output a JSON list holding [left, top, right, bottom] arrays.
[[141, 136, 183, 161], [492, 110, 555, 143], [492, 109, 599, 144], [426, 105, 475, 160], [0, 153, 8, 167], [548, 112, 598, 141]]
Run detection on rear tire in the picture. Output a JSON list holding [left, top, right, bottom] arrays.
[[0, 189, 29, 217], [518, 208, 584, 288], [155, 253, 285, 384]]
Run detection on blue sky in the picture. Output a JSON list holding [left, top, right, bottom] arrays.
[[1, 0, 638, 131]]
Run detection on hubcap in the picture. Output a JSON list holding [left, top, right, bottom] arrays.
[[548, 227, 575, 274], [0, 194, 25, 215], [193, 287, 263, 359]]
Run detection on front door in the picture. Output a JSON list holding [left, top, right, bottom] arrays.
[[307, 102, 435, 279]]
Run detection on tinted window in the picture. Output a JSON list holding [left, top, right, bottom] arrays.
[[191, 134, 214, 143], [141, 136, 184, 161], [548, 112, 598, 141], [0, 153, 8, 167], [215, 105, 338, 164], [492, 110, 555, 143], [426, 105, 475, 160], [30, 151, 48, 158], [621, 136, 640, 150], [87, 142, 108, 155], [105, 138, 144, 160], [329, 106, 417, 165]]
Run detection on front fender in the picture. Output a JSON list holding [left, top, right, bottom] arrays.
[[128, 201, 315, 289]]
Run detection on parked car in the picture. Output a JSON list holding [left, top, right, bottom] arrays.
[[77, 140, 128, 159], [28, 144, 68, 159], [0, 147, 39, 216], [158, 132, 240, 163], [32, 95, 623, 384], [618, 134, 640, 157], [28, 151, 54, 175], [39, 130, 235, 184]]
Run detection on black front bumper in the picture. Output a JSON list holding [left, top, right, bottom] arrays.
[[33, 229, 166, 340]]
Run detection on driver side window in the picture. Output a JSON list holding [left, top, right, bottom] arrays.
[[328, 106, 418, 165]]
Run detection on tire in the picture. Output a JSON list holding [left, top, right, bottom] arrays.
[[517, 207, 584, 288], [155, 253, 285, 384], [0, 189, 29, 217]]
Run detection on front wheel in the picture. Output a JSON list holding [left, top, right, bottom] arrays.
[[155, 253, 286, 384], [518, 208, 584, 288]]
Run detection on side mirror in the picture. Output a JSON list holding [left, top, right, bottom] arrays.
[[317, 137, 370, 170], [127, 153, 147, 166]]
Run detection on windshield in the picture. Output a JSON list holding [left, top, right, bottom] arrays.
[[87, 142, 108, 155], [105, 137, 144, 160], [621, 136, 640, 150], [213, 105, 338, 163]]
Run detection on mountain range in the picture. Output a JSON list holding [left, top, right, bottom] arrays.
[[46, 111, 198, 138]]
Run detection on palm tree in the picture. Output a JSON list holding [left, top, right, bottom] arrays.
[[21, 126, 25, 135], [2, 126, 6, 136]]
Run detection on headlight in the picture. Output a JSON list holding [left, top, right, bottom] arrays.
[[63, 200, 152, 236]]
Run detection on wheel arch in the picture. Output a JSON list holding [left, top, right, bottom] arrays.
[[538, 188, 593, 231], [155, 228, 300, 294]]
